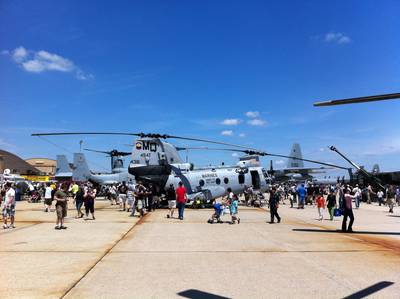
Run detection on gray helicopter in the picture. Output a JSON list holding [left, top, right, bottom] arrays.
[[32, 132, 347, 204]]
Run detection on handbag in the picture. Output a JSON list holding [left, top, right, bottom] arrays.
[[333, 208, 342, 217]]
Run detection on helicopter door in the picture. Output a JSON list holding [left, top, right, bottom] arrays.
[[250, 170, 261, 189], [238, 174, 245, 184]]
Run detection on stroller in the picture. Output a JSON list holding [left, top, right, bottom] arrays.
[[252, 192, 266, 207], [207, 203, 224, 224]]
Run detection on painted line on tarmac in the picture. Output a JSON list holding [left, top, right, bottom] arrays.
[[60, 212, 150, 299], [108, 249, 391, 254]]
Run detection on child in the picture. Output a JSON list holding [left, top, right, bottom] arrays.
[[316, 193, 325, 221], [230, 194, 240, 224], [208, 199, 223, 224]]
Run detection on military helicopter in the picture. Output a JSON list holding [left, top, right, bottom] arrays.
[[329, 146, 399, 188], [32, 132, 347, 204]]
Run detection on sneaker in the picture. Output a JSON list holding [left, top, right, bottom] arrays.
[[55, 226, 61, 230], [3, 224, 8, 229], [60, 226, 67, 230], [10, 224, 16, 229]]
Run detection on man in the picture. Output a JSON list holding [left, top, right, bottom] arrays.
[[366, 184, 374, 204], [268, 187, 281, 224], [71, 182, 79, 197], [2, 182, 16, 229], [132, 181, 146, 217], [44, 182, 53, 212], [326, 189, 337, 221], [297, 184, 306, 209], [54, 184, 69, 230], [146, 183, 155, 212], [176, 182, 187, 220], [166, 184, 176, 218], [352, 184, 362, 209], [118, 181, 128, 211], [386, 185, 396, 214], [342, 189, 356, 233]]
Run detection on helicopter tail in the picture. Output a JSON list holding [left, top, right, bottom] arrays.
[[73, 153, 92, 181]]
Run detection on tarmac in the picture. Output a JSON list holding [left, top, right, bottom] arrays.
[[1, 199, 400, 299]]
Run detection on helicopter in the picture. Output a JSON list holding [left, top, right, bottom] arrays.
[[329, 146, 400, 188], [32, 132, 348, 205]]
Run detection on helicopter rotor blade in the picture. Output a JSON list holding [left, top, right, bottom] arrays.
[[32, 132, 260, 151], [84, 148, 131, 157], [83, 148, 111, 155], [314, 92, 400, 107]]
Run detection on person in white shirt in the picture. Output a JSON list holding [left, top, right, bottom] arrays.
[[377, 189, 384, 206], [3, 182, 16, 229], [352, 185, 362, 209], [44, 182, 53, 212]]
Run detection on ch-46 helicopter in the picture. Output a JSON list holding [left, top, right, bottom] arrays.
[[32, 132, 347, 205]]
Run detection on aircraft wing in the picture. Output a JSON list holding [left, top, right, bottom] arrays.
[[279, 167, 332, 174]]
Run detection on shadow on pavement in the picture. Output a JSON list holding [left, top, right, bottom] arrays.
[[342, 281, 394, 299], [292, 228, 400, 236], [178, 289, 231, 299]]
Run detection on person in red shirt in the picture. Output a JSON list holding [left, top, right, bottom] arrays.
[[175, 182, 187, 220], [315, 193, 325, 221]]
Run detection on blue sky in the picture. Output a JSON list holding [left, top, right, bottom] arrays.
[[1, 0, 400, 174]]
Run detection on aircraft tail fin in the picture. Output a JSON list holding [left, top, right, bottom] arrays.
[[287, 143, 304, 168], [55, 155, 72, 176], [73, 153, 91, 181]]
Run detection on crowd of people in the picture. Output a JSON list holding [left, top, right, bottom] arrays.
[[266, 182, 400, 232], [1, 178, 400, 232]]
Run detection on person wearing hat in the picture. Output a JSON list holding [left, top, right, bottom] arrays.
[[2, 182, 16, 229]]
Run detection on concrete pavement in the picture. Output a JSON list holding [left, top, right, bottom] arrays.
[[1, 200, 399, 298]]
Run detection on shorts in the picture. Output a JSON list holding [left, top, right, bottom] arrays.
[[119, 194, 127, 203], [44, 198, 53, 206], [2, 205, 15, 217], [56, 203, 67, 218], [168, 200, 176, 209]]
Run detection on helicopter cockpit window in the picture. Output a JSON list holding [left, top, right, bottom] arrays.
[[224, 177, 229, 184], [199, 179, 205, 187]]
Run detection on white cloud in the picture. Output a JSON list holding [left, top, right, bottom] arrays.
[[221, 118, 241, 126], [247, 119, 267, 126], [324, 32, 351, 44], [5, 46, 93, 80], [239, 133, 246, 138], [275, 159, 285, 165], [12, 46, 28, 62], [221, 130, 233, 136], [232, 153, 239, 157], [245, 111, 260, 118]]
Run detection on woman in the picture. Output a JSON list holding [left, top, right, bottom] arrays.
[[84, 186, 96, 220]]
